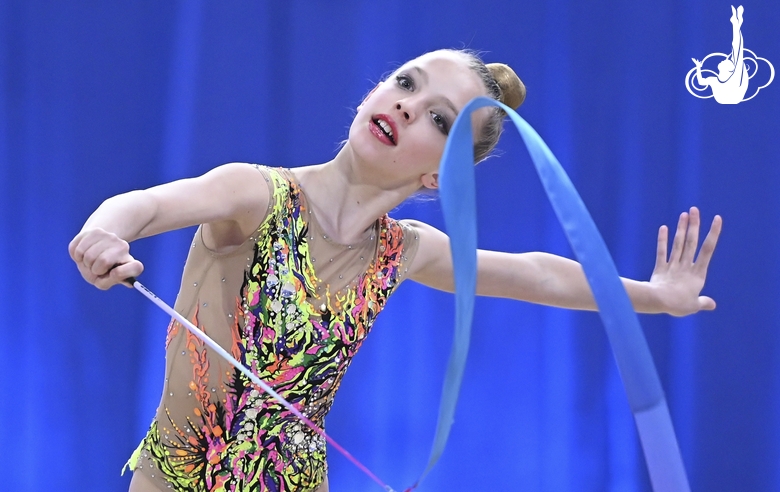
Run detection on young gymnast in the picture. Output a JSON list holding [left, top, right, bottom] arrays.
[[69, 48, 721, 492]]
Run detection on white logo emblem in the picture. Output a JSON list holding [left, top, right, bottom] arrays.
[[685, 5, 774, 104]]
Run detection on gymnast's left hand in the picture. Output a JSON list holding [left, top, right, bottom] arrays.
[[648, 207, 722, 317]]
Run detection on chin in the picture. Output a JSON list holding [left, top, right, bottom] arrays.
[[346, 122, 387, 162]]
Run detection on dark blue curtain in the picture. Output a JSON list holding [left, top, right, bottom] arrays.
[[1, 1, 779, 490]]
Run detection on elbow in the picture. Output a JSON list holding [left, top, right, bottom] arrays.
[[129, 190, 161, 239]]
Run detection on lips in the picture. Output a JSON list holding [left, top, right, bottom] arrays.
[[369, 114, 397, 146]]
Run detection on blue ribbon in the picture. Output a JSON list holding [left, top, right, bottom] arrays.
[[418, 96, 690, 491]]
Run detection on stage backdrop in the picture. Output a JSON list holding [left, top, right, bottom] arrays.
[[1, 1, 779, 491]]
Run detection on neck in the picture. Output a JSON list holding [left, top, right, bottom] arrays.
[[292, 144, 422, 244]]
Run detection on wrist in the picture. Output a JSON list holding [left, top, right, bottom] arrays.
[[627, 279, 667, 315], [645, 282, 669, 314]]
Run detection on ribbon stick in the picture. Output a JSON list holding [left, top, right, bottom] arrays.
[[416, 97, 690, 491], [129, 278, 396, 492]]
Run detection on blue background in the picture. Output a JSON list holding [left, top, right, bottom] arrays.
[[1, 1, 778, 490]]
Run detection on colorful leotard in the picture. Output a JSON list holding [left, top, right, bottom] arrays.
[[126, 166, 419, 491]]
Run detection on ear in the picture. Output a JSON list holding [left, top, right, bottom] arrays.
[[357, 84, 380, 111], [420, 172, 439, 190]]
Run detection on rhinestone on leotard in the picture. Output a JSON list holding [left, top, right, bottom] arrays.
[[139, 171, 415, 485]]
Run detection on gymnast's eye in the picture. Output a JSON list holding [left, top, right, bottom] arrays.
[[396, 74, 414, 91], [431, 112, 450, 135]]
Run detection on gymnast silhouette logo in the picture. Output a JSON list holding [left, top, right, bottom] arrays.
[[685, 5, 774, 104]]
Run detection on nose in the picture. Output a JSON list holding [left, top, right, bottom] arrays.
[[395, 102, 413, 123]]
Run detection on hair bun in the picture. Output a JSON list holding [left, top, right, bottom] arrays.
[[487, 63, 526, 110]]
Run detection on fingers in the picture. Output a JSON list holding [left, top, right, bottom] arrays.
[[694, 214, 723, 273], [107, 260, 144, 289], [75, 261, 100, 286], [70, 228, 140, 289], [88, 260, 144, 290], [84, 241, 129, 276], [69, 229, 101, 264], [681, 207, 700, 263], [698, 295, 716, 311], [655, 225, 669, 270], [669, 211, 689, 263], [666, 207, 720, 267]]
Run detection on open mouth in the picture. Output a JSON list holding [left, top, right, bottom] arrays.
[[372, 117, 396, 145]]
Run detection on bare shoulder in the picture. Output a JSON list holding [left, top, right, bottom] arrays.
[[210, 162, 276, 230], [200, 162, 271, 192], [400, 219, 446, 241], [400, 220, 453, 286], [159, 162, 274, 249], [216, 161, 274, 215]]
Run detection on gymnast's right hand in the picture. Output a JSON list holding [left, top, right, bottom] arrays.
[[68, 227, 144, 290]]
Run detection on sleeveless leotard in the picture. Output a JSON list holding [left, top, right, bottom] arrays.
[[126, 166, 419, 491]]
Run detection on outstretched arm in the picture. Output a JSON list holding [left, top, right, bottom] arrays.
[[407, 207, 722, 316], [68, 163, 271, 289]]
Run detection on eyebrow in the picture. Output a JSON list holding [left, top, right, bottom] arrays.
[[411, 66, 428, 85], [410, 66, 459, 117]]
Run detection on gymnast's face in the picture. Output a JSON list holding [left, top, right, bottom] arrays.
[[349, 50, 488, 189]]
